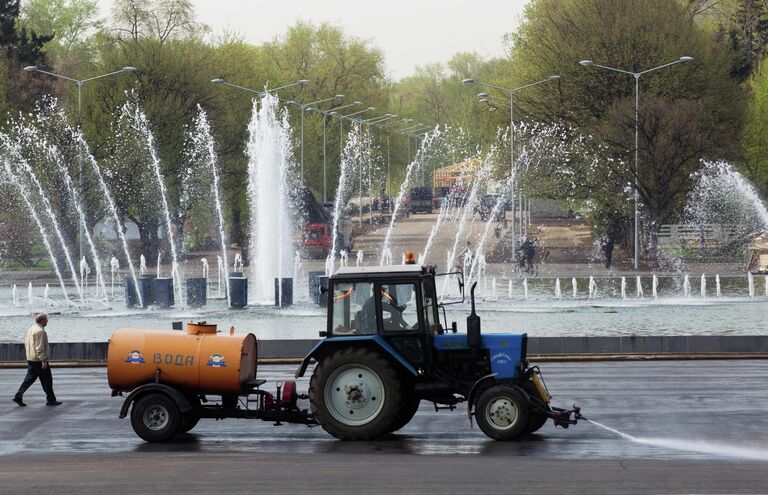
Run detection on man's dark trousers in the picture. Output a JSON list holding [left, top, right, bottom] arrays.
[[14, 361, 56, 403]]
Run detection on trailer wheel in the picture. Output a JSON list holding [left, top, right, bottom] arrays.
[[310, 348, 402, 440], [388, 396, 420, 433], [130, 393, 182, 442], [475, 385, 530, 441], [179, 394, 201, 433]]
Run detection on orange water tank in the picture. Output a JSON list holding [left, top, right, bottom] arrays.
[[107, 323, 257, 394]]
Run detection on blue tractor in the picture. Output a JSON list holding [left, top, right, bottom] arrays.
[[297, 263, 582, 440]]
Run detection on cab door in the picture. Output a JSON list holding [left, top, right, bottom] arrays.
[[375, 279, 428, 367]]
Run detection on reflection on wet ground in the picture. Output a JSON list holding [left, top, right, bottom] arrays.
[[2, 361, 767, 461]]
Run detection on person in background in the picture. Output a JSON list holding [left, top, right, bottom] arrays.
[[602, 237, 615, 269], [519, 238, 536, 271], [456, 241, 472, 271], [12, 313, 61, 407]]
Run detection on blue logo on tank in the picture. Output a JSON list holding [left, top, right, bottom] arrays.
[[207, 354, 226, 367], [125, 350, 145, 364]]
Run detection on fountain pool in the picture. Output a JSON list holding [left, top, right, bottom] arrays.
[[1, 277, 766, 342]]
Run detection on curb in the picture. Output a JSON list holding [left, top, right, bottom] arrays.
[[2, 353, 768, 369]]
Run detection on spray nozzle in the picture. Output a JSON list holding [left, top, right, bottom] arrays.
[[573, 405, 585, 421]]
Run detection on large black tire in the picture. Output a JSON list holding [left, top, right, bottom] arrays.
[[180, 394, 201, 433], [388, 396, 420, 433], [130, 393, 182, 442], [180, 413, 200, 433], [309, 348, 403, 440], [475, 385, 531, 441], [525, 413, 548, 434]]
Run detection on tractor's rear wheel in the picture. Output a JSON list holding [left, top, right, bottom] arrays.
[[525, 413, 548, 434], [475, 385, 530, 441], [388, 396, 420, 433], [310, 348, 402, 440]]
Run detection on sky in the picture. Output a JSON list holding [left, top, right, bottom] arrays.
[[98, 0, 530, 79]]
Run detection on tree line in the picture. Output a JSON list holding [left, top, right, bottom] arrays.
[[1, 0, 767, 265]]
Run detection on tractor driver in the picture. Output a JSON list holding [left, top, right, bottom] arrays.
[[359, 286, 411, 332]]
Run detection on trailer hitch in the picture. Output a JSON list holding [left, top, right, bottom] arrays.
[[548, 404, 583, 428]]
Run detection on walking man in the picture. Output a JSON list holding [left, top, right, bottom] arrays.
[[602, 237, 615, 270], [12, 313, 61, 406]]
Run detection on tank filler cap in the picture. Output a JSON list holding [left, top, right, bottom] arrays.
[[187, 322, 217, 335]]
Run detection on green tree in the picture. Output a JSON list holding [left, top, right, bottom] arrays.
[[742, 57, 768, 193], [252, 22, 388, 200], [20, 0, 102, 72], [109, 0, 203, 43], [0, 0, 52, 113], [509, 0, 745, 260]]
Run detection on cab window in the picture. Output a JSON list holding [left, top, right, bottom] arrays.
[[379, 283, 419, 331], [331, 281, 376, 335], [422, 279, 439, 333]]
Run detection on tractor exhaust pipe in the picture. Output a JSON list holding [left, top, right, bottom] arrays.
[[467, 281, 481, 348]]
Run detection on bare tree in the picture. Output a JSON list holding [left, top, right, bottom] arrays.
[[110, 0, 201, 43]]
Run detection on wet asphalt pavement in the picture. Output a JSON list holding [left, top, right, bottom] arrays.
[[1, 360, 767, 493]]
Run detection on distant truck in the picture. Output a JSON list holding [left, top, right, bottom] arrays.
[[409, 186, 433, 214], [297, 188, 353, 258], [303, 223, 332, 258]]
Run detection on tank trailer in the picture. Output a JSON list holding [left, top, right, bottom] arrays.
[[108, 264, 582, 442]]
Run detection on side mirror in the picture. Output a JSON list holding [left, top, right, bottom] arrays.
[[451, 321, 457, 334]]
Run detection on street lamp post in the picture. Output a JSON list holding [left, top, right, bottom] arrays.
[[24, 65, 137, 259], [329, 107, 374, 224], [293, 94, 345, 184], [360, 115, 397, 221], [377, 119, 412, 210], [462, 75, 560, 260], [400, 124, 429, 165], [579, 56, 694, 269], [334, 106, 375, 154], [307, 101, 361, 203]]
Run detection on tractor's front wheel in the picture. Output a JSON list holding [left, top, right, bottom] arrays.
[[309, 348, 402, 440], [475, 385, 530, 441]]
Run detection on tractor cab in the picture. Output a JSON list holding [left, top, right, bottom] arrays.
[[325, 264, 439, 367]]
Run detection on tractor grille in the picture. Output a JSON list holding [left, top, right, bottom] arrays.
[[521, 334, 528, 361]]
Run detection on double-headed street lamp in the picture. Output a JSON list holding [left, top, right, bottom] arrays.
[[291, 94, 345, 183], [334, 106, 375, 152], [579, 56, 694, 269], [307, 100, 362, 202], [24, 65, 137, 258], [376, 119, 413, 206], [360, 114, 398, 222], [462, 75, 560, 260], [361, 114, 397, 125], [346, 112, 395, 225], [329, 106, 374, 224], [477, 92, 506, 112], [210, 78, 309, 96], [400, 123, 429, 163]]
